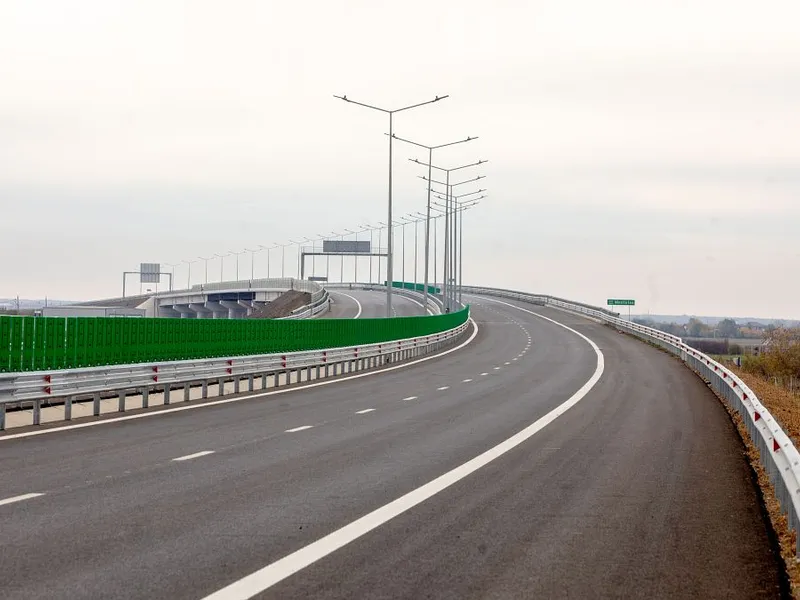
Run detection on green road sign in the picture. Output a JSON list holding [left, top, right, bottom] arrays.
[[607, 299, 635, 306]]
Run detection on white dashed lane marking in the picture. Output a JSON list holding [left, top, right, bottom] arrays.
[[437, 386, 450, 391], [462, 378, 473, 383], [0, 493, 45, 507], [172, 450, 215, 462], [402, 396, 418, 401], [493, 367, 501, 370], [480, 372, 489, 376], [285, 425, 314, 433], [355, 409, 376, 415]]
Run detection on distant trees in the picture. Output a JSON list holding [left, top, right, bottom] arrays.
[[717, 318, 740, 338]]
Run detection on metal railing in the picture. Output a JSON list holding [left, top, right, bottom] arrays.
[[462, 284, 800, 554], [0, 317, 470, 431]]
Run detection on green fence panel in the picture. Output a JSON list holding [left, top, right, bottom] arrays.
[[0, 307, 469, 372]]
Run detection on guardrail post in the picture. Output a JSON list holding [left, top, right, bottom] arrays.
[[315, 365, 320, 380], [118, 390, 127, 413], [218, 377, 225, 396], [261, 374, 267, 389], [93, 392, 101, 416], [248, 374, 254, 392], [64, 396, 72, 421], [0, 403, 5, 431], [33, 400, 41, 425], [142, 387, 149, 408], [183, 383, 190, 402], [234, 377, 240, 394], [164, 385, 171, 405], [202, 380, 209, 398]]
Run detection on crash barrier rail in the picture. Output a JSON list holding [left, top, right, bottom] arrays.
[[189, 277, 323, 295], [462, 285, 800, 554], [280, 289, 331, 320], [0, 313, 470, 430], [0, 304, 470, 373]]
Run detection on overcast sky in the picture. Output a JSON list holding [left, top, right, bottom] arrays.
[[2, 0, 799, 318]]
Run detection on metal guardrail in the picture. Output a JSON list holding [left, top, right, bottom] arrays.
[[462, 284, 800, 554], [281, 289, 331, 320], [0, 318, 470, 431]]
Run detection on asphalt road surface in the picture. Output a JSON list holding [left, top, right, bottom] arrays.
[[0, 296, 785, 599], [324, 289, 428, 319]]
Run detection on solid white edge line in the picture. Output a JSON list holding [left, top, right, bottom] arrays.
[[355, 409, 376, 415], [0, 320, 479, 442], [201, 298, 605, 600], [328, 291, 363, 319], [0, 492, 45, 507], [285, 425, 314, 433], [172, 450, 215, 462]]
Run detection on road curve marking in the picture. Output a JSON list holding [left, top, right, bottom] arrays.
[[0, 320, 479, 442], [328, 291, 363, 319], [0, 493, 45, 507], [200, 301, 605, 600], [285, 425, 314, 433], [172, 450, 215, 462]]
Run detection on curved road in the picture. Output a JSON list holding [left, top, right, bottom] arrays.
[[325, 289, 428, 319], [0, 296, 784, 599]]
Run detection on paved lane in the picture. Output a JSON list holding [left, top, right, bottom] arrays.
[[0, 298, 783, 599], [324, 289, 427, 319]]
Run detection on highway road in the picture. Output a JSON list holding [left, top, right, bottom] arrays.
[[0, 296, 785, 599], [325, 289, 428, 319]]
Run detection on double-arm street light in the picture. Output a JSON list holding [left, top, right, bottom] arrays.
[[198, 256, 214, 284], [259, 244, 277, 279], [230, 250, 247, 282], [246, 247, 264, 281], [335, 93, 448, 317], [182, 259, 197, 289], [214, 253, 228, 283], [392, 134, 476, 307], [430, 195, 485, 306], [414, 159, 488, 311]]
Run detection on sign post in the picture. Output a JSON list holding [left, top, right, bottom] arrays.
[[607, 298, 635, 321]]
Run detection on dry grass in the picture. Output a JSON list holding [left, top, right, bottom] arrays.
[[713, 366, 800, 597], [730, 367, 800, 448]]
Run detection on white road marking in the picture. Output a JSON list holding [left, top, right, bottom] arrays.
[[355, 409, 375, 414], [504, 362, 511, 365], [329, 291, 363, 319], [402, 396, 418, 401], [437, 386, 450, 391], [201, 305, 605, 600], [399, 294, 434, 316], [0, 493, 45, 507], [493, 367, 501, 370], [512, 358, 518, 361], [462, 378, 473, 383], [172, 450, 215, 462], [480, 372, 489, 376], [1, 320, 479, 442], [285, 425, 314, 433]]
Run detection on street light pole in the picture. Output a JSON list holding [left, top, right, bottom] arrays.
[[246, 247, 263, 281], [182, 259, 197, 289], [417, 160, 487, 310], [214, 253, 228, 283], [335, 93, 449, 318], [230, 250, 246, 282], [433, 196, 484, 309], [198, 256, 213, 284], [392, 134, 476, 309]]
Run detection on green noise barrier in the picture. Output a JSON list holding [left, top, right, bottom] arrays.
[[0, 308, 469, 373], [386, 281, 441, 294]]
